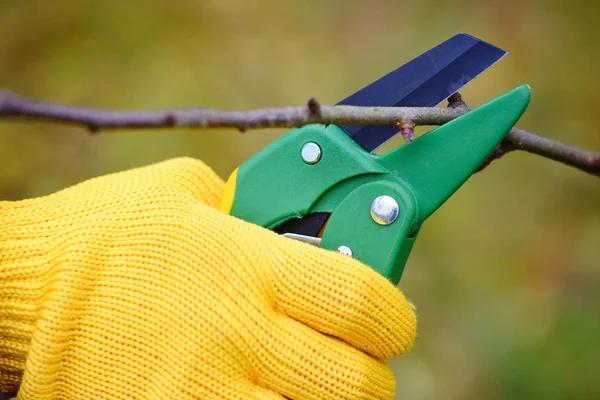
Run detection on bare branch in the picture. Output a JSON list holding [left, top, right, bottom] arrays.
[[0, 90, 459, 133], [476, 128, 600, 176], [0, 89, 598, 177], [507, 127, 600, 175]]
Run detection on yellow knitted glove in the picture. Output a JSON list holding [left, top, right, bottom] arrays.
[[0, 157, 416, 400]]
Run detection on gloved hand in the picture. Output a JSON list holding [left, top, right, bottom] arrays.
[[0, 157, 416, 400]]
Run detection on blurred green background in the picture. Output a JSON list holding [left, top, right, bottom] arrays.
[[1, 0, 599, 398]]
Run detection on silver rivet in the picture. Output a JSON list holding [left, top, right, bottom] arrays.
[[370, 195, 399, 225], [337, 245, 353, 256], [301, 142, 322, 164]]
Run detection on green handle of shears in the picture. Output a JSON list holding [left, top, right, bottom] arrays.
[[220, 85, 531, 284]]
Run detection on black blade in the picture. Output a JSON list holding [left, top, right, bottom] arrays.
[[336, 33, 507, 152], [274, 212, 329, 236]]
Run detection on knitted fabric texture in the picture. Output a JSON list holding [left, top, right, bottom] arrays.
[[0, 157, 416, 400]]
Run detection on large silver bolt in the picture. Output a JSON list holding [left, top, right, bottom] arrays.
[[370, 195, 399, 225], [300, 142, 322, 164], [337, 245, 353, 256]]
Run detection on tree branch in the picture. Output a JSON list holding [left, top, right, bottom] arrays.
[[0, 89, 598, 177], [506, 127, 600, 175], [0, 90, 459, 132]]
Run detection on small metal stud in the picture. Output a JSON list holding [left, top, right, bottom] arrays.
[[370, 195, 399, 225], [337, 245, 353, 256], [301, 142, 322, 164]]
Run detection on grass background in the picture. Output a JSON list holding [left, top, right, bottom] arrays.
[[1, 1, 599, 398]]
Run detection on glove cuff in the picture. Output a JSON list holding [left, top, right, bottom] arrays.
[[0, 197, 55, 393]]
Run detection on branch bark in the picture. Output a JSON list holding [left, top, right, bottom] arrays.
[[0, 90, 460, 131], [0, 89, 598, 177], [506, 127, 600, 175]]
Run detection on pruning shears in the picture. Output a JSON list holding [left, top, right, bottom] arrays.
[[219, 33, 530, 285]]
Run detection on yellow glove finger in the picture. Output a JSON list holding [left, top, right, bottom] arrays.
[[268, 237, 416, 360], [255, 313, 396, 400]]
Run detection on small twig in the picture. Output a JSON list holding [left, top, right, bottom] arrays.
[[0, 89, 598, 177], [395, 120, 416, 142], [447, 92, 469, 110], [306, 97, 321, 117]]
